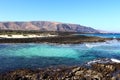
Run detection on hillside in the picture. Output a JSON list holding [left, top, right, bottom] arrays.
[[0, 21, 99, 33]]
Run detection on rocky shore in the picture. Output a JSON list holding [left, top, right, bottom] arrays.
[[0, 35, 114, 44], [0, 61, 120, 80], [0, 31, 120, 80], [0, 31, 119, 44]]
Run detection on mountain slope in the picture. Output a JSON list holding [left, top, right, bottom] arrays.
[[0, 21, 99, 33]]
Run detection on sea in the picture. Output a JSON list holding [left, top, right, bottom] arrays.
[[78, 33, 120, 38], [0, 33, 120, 73]]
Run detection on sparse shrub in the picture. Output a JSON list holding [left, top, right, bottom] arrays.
[[23, 34, 28, 36], [7, 34, 12, 37]]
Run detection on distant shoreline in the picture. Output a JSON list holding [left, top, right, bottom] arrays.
[[0, 35, 116, 44], [0, 31, 119, 44]]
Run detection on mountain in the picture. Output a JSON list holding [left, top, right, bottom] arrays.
[[0, 21, 99, 33]]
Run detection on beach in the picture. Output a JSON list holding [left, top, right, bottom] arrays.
[[0, 34, 57, 38]]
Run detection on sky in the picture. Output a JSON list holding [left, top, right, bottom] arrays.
[[0, 0, 120, 32]]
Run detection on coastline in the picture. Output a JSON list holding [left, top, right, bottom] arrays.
[[0, 35, 115, 44], [0, 32, 120, 80], [1, 59, 120, 80]]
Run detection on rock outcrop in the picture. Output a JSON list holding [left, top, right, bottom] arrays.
[[0, 63, 120, 80]]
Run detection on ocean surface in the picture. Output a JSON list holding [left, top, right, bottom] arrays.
[[0, 38, 120, 73], [78, 33, 120, 38]]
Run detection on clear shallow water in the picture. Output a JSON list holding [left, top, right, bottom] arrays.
[[78, 33, 120, 38], [0, 40, 120, 73]]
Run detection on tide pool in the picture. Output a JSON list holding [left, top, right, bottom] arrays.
[[0, 40, 120, 73]]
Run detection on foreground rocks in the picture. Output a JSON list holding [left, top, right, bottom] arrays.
[[1, 63, 120, 80]]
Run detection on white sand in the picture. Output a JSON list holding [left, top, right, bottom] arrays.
[[0, 34, 57, 38]]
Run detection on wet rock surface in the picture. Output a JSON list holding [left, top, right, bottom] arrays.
[[0, 62, 120, 80]]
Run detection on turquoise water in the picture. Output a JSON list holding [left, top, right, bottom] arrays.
[[78, 33, 120, 38], [0, 40, 120, 73]]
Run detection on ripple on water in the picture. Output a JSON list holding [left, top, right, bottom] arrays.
[[0, 41, 120, 73]]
